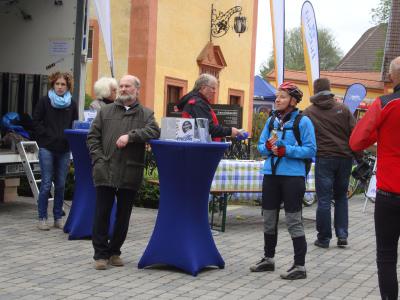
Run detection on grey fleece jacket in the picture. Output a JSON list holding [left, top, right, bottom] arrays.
[[87, 99, 160, 190], [303, 91, 356, 158]]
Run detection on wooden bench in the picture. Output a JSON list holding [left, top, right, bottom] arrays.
[[209, 186, 316, 232], [146, 179, 315, 232], [145, 179, 257, 232]]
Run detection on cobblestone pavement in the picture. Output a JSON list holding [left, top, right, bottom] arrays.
[[0, 195, 384, 299]]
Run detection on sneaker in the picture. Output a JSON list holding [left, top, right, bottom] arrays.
[[314, 239, 329, 248], [37, 219, 50, 231], [280, 265, 307, 280], [249, 257, 275, 272], [54, 219, 64, 229], [109, 255, 124, 267], [337, 238, 348, 248], [94, 259, 108, 270]]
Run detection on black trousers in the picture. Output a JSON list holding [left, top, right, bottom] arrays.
[[262, 175, 307, 266], [375, 192, 400, 300], [92, 186, 137, 260]]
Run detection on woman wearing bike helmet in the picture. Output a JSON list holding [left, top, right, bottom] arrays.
[[250, 82, 316, 280]]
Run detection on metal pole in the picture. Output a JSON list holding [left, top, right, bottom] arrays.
[[73, 0, 88, 120], [209, 4, 213, 42]]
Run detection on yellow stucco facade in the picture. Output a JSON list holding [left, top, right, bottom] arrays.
[[86, 0, 258, 131]]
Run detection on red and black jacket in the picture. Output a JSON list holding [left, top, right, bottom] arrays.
[[350, 84, 400, 194], [176, 91, 232, 142]]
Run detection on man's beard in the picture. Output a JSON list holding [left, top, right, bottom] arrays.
[[118, 94, 135, 104]]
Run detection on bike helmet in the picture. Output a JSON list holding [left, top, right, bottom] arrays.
[[278, 82, 303, 103]]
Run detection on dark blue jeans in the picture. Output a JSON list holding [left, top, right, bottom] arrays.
[[315, 157, 352, 245], [38, 148, 70, 220]]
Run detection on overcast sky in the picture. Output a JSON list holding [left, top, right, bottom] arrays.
[[255, 0, 382, 74]]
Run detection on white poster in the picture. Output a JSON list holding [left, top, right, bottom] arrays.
[[301, 1, 320, 95], [270, 0, 285, 87], [94, 0, 114, 76]]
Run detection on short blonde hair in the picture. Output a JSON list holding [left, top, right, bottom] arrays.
[[94, 77, 118, 99]]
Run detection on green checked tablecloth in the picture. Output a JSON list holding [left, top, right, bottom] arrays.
[[211, 160, 315, 201]]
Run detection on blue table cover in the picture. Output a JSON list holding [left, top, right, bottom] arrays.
[[138, 139, 229, 276], [64, 129, 115, 240]]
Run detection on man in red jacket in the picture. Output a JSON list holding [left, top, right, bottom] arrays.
[[175, 73, 240, 141], [350, 56, 400, 300]]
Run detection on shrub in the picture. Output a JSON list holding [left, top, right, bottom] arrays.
[[251, 112, 269, 159], [84, 93, 93, 110], [134, 179, 159, 209]]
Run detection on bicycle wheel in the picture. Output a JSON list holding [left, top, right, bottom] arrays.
[[347, 175, 360, 199]]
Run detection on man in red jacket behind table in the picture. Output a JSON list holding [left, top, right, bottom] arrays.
[[175, 73, 240, 141], [350, 56, 400, 300]]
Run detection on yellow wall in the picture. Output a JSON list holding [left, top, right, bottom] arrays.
[[154, 0, 256, 130], [86, 0, 132, 95], [87, 0, 257, 131]]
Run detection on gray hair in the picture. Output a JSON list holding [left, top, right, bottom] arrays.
[[389, 56, 400, 77], [193, 73, 217, 92], [120, 75, 141, 89], [93, 77, 118, 99]]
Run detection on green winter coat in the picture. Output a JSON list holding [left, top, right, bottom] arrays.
[[87, 99, 160, 190]]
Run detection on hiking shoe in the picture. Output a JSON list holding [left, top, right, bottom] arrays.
[[337, 238, 348, 248], [54, 219, 64, 229], [109, 255, 124, 267], [94, 259, 108, 270], [314, 239, 329, 248], [37, 219, 50, 231], [280, 265, 307, 280], [249, 257, 275, 272]]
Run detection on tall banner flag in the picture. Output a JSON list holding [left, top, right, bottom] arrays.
[[94, 0, 114, 77], [301, 1, 319, 95], [270, 0, 285, 87], [343, 83, 367, 114]]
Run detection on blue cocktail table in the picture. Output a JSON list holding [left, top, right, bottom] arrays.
[[64, 129, 115, 240], [138, 139, 229, 276]]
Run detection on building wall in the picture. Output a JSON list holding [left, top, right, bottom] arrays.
[[86, 0, 258, 130], [153, 0, 257, 130], [86, 0, 132, 98]]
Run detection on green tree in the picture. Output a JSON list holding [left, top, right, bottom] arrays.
[[371, 0, 391, 25], [259, 27, 343, 75]]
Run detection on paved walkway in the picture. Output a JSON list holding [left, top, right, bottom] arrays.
[[0, 195, 384, 299]]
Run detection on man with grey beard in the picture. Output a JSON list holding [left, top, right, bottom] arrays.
[[87, 75, 160, 270]]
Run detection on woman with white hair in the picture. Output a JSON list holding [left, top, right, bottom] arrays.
[[89, 77, 118, 112]]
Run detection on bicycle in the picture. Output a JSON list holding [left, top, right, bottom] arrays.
[[348, 153, 376, 204]]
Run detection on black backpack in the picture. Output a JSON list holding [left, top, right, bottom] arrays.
[[268, 113, 312, 177]]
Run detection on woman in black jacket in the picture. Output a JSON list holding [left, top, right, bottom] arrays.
[[33, 72, 78, 230]]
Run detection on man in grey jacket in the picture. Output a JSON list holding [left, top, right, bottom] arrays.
[[303, 78, 356, 249], [87, 75, 160, 270]]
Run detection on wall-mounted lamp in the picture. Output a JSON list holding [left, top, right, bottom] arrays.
[[54, 0, 63, 6], [210, 4, 247, 40]]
